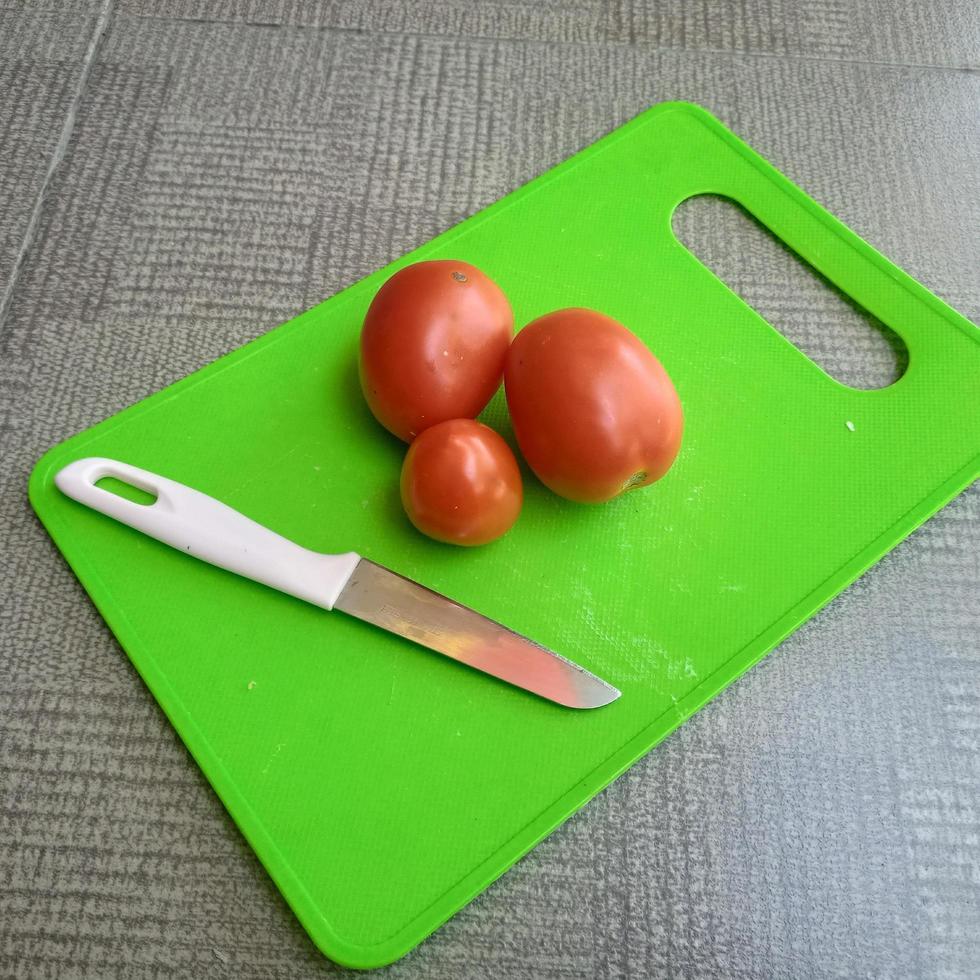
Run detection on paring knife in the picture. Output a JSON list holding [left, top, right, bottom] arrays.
[[55, 458, 620, 709]]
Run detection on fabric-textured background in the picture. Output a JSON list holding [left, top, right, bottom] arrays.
[[1, 1, 978, 977]]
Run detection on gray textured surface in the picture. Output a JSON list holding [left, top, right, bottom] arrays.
[[0, 7, 96, 296], [1, 1, 979, 977]]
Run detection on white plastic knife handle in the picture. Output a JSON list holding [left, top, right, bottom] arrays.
[[55, 457, 361, 610]]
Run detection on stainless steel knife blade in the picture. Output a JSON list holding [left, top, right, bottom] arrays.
[[334, 559, 620, 709]]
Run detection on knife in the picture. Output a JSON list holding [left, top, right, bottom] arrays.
[[54, 458, 620, 709]]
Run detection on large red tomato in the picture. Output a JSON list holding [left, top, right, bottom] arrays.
[[360, 260, 513, 442], [400, 419, 523, 546], [504, 308, 683, 504]]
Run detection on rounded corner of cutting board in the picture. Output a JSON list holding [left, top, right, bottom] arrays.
[[650, 99, 714, 120], [292, 907, 433, 971], [303, 930, 404, 972], [649, 100, 731, 134], [29, 439, 75, 519]]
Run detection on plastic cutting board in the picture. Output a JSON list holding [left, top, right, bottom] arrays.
[[30, 102, 980, 968]]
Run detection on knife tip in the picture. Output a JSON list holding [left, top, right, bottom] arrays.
[[573, 682, 621, 709]]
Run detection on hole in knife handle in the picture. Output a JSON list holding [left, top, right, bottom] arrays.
[[95, 476, 158, 506], [672, 194, 908, 390]]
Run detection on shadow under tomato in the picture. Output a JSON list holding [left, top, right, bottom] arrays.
[[338, 348, 386, 443]]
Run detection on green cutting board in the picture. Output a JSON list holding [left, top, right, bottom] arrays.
[[30, 103, 980, 968]]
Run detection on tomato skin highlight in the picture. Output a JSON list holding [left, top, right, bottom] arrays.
[[504, 308, 683, 504], [400, 419, 523, 546], [360, 260, 513, 442]]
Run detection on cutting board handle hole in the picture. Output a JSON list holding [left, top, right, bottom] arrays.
[[672, 194, 908, 390], [95, 476, 157, 507]]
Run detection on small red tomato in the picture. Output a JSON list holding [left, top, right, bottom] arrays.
[[360, 260, 513, 442], [505, 308, 683, 504], [400, 419, 523, 546]]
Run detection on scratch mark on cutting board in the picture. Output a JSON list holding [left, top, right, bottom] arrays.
[[573, 582, 618, 647], [260, 742, 286, 776]]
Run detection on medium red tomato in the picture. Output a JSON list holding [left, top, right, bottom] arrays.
[[504, 308, 683, 504], [400, 419, 523, 546], [360, 260, 513, 442]]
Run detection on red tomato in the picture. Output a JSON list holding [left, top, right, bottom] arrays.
[[360, 260, 513, 442], [400, 419, 523, 546], [504, 308, 683, 504]]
